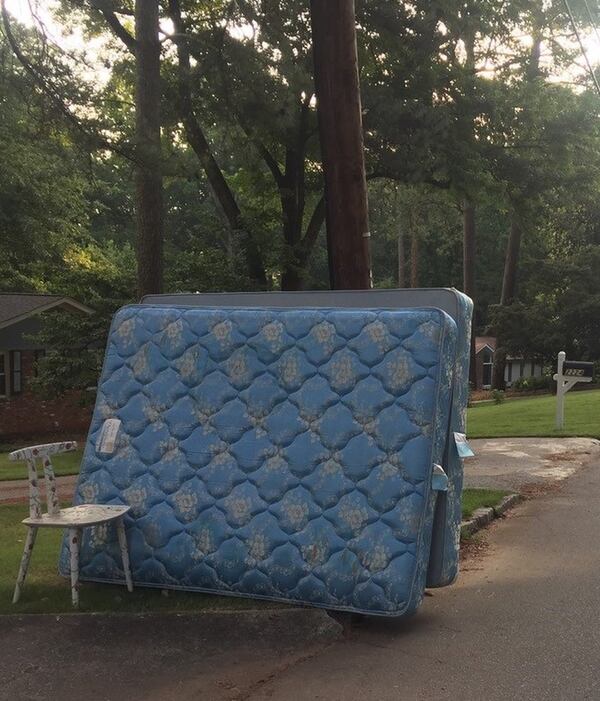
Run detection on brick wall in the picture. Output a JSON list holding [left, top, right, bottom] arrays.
[[0, 351, 92, 441]]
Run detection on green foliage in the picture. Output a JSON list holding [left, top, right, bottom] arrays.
[[511, 375, 552, 392], [0, 34, 90, 292], [491, 389, 506, 405], [492, 246, 600, 363], [3, 0, 600, 397], [30, 241, 137, 399]]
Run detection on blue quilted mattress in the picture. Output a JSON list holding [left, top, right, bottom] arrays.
[[62, 305, 458, 616]]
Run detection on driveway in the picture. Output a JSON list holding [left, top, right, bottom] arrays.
[[464, 437, 600, 491]]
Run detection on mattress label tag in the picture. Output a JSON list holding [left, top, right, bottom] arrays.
[[97, 418, 121, 454], [454, 432, 475, 458], [432, 464, 449, 492]]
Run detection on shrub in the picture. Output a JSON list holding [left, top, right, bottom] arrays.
[[491, 389, 505, 404], [511, 375, 553, 392]]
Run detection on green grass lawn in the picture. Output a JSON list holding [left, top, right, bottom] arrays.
[[467, 388, 600, 439], [0, 489, 506, 615], [0, 503, 275, 615], [461, 488, 509, 519], [0, 446, 83, 481]]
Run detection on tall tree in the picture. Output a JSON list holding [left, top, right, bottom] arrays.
[[167, 0, 267, 287], [491, 16, 545, 389], [463, 200, 478, 385], [310, 0, 371, 289], [134, 0, 163, 296]]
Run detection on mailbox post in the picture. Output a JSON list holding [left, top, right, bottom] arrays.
[[553, 351, 594, 429]]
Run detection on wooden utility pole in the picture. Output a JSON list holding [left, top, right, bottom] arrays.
[[135, 0, 164, 297], [310, 0, 372, 290]]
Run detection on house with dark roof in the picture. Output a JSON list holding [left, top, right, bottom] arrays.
[[0, 293, 94, 438], [475, 336, 544, 389]]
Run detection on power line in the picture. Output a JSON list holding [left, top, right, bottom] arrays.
[[563, 0, 600, 96], [582, 0, 600, 48]]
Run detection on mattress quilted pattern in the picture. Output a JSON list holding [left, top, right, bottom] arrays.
[[62, 305, 457, 616]]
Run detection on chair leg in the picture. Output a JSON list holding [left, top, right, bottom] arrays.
[[116, 518, 133, 592], [13, 526, 38, 604], [68, 527, 81, 608]]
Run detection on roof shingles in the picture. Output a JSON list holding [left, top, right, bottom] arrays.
[[0, 293, 92, 327]]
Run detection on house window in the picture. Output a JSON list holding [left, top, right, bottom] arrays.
[[11, 351, 22, 394], [0, 352, 7, 397], [482, 350, 493, 387]]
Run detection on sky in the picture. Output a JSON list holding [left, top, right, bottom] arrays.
[[6, 0, 98, 52], [5, 0, 600, 87]]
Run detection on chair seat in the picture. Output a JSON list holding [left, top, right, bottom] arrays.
[[23, 504, 130, 528]]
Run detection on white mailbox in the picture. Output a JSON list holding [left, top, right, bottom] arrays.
[[553, 351, 594, 429]]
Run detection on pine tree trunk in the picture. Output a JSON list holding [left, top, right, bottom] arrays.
[[310, 0, 371, 290], [397, 226, 406, 288], [501, 215, 522, 305], [491, 346, 507, 391], [493, 215, 522, 389], [410, 229, 419, 288], [135, 0, 163, 297], [493, 30, 539, 390], [463, 199, 478, 387]]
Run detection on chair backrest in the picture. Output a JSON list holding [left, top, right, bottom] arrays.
[[9, 442, 77, 518]]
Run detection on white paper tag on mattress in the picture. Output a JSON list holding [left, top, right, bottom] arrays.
[[432, 464, 449, 492], [97, 418, 121, 454], [454, 432, 475, 458]]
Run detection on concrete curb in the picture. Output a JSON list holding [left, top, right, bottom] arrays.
[[461, 493, 523, 539]]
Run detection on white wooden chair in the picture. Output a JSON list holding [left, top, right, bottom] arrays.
[[10, 441, 133, 607]]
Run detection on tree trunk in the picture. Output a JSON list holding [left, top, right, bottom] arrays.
[[501, 215, 522, 305], [493, 215, 522, 389], [463, 200, 476, 300], [135, 0, 163, 297], [280, 145, 305, 290], [463, 199, 478, 386], [491, 346, 507, 391], [168, 0, 267, 288], [410, 229, 419, 288], [397, 226, 406, 288], [281, 267, 304, 291], [310, 0, 372, 290], [493, 26, 539, 390]]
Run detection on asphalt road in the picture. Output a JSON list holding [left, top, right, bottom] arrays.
[[0, 609, 342, 701], [247, 458, 600, 701], [2, 456, 599, 701]]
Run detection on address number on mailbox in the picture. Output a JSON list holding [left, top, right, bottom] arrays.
[[563, 361, 594, 380]]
